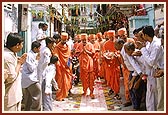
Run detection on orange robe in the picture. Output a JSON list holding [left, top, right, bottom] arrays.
[[102, 40, 121, 94], [99, 39, 106, 79], [92, 41, 100, 79], [122, 67, 130, 101], [73, 42, 79, 50], [76, 42, 95, 94], [53, 42, 72, 101]]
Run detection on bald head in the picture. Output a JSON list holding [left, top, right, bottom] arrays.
[[124, 42, 135, 56], [114, 38, 125, 51]]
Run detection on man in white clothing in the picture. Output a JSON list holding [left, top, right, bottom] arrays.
[[66, 35, 74, 51], [37, 37, 56, 85], [36, 23, 48, 50], [154, 27, 164, 111], [4, 33, 27, 111], [124, 42, 146, 110], [136, 25, 162, 111], [115, 39, 146, 110], [21, 41, 41, 111]]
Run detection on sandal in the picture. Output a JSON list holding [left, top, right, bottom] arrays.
[[113, 94, 121, 100], [108, 89, 114, 95]]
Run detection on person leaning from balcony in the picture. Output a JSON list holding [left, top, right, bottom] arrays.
[[102, 30, 122, 100], [4, 33, 27, 111], [21, 41, 41, 111], [36, 23, 48, 50], [75, 33, 96, 99], [53, 32, 72, 101]]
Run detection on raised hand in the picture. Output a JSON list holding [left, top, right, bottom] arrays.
[[18, 53, 27, 65]]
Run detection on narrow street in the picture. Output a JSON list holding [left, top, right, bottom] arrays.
[[3, 3, 164, 113], [52, 78, 145, 112]]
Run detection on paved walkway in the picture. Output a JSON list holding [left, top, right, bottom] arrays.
[[79, 79, 107, 111], [52, 79, 107, 112], [52, 78, 139, 112]]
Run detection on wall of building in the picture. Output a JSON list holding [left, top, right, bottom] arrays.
[[154, 4, 164, 26], [145, 4, 155, 28], [3, 4, 18, 43], [128, 16, 149, 38], [128, 4, 155, 38], [30, 5, 49, 42]]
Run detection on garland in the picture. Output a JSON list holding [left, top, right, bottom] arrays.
[[29, 4, 128, 34]]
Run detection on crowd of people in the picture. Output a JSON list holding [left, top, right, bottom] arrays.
[[4, 21, 164, 111]]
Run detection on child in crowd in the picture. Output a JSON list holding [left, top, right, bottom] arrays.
[[42, 55, 59, 111]]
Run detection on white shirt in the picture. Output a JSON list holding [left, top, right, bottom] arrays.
[[21, 50, 39, 88], [42, 64, 56, 94], [134, 55, 146, 74], [67, 38, 74, 51], [36, 28, 47, 49], [4, 48, 18, 83], [155, 45, 164, 69], [141, 36, 161, 76], [37, 47, 51, 82], [4, 48, 22, 107], [121, 46, 142, 76]]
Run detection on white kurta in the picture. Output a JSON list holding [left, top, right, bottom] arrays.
[[36, 28, 47, 50], [4, 48, 22, 109], [37, 46, 51, 84], [67, 38, 74, 51], [42, 64, 56, 94], [140, 36, 161, 111], [156, 45, 164, 111]]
